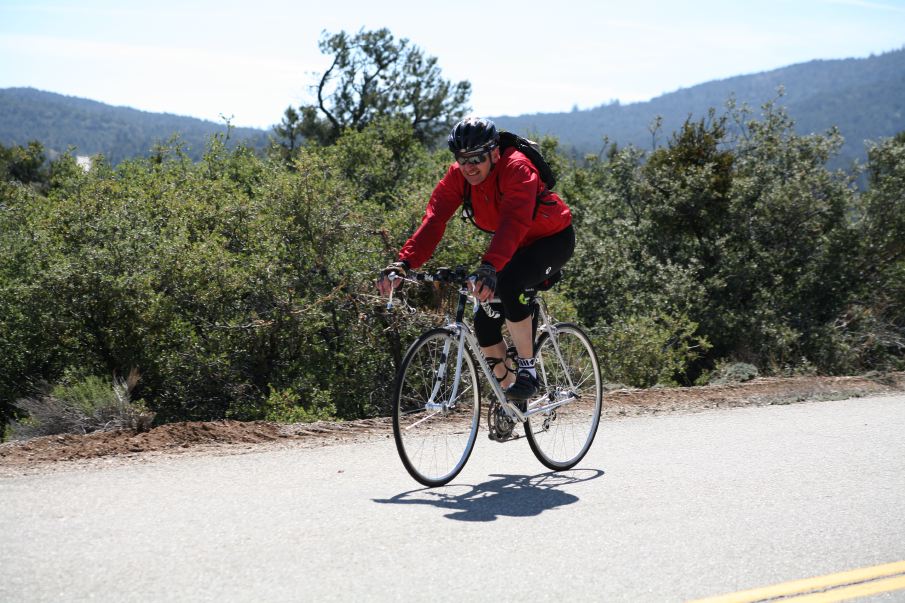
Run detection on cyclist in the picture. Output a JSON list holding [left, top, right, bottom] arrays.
[[377, 117, 575, 400]]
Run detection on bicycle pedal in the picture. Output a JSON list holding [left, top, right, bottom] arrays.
[[488, 431, 520, 443]]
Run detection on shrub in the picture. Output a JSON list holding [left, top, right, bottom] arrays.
[[594, 312, 710, 388], [708, 362, 759, 385], [564, 101, 869, 378], [10, 370, 153, 439], [0, 126, 437, 427], [263, 387, 336, 424]]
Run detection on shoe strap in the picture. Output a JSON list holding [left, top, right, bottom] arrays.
[[486, 357, 514, 382]]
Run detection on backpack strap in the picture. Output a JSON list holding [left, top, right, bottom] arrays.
[[461, 182, 495, 234]]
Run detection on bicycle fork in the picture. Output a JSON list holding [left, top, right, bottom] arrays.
[[426, 328, 466, 412]]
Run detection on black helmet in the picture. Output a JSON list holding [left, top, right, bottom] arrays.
[[447, 117, 499, 155]]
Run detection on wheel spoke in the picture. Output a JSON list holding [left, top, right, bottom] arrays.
[[525, 325, 602, 470], [392, 330, 481, 487]]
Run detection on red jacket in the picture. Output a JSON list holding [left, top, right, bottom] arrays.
[[398, 147, 572, 271]]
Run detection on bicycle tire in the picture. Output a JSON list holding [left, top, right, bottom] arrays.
[[524, 323, 602, 470], [392, 328, 482, 487]]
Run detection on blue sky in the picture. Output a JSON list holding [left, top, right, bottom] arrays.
[[1, 0, 904, 129]]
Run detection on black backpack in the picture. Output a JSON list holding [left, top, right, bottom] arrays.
[[461, 131, 557, 233], [498, 131, 556, 189]]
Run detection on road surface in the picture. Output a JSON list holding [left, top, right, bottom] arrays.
[[2, 395, 904, 601]]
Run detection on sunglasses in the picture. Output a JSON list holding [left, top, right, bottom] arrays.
[[455, 152, 489, 166]]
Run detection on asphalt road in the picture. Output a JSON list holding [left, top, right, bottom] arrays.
[[2, 395, 904, 602]]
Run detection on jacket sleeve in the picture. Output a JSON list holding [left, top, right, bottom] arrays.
[[482, 159, 540, 271], [398, 164, 464, 269]]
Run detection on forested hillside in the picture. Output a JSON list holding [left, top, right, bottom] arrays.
[[2, 47, 904, 167], [0, 88, 270, 164], [494, 47, 905, 167]]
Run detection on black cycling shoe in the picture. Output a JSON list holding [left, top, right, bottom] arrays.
[[506, 369, 539, 401]]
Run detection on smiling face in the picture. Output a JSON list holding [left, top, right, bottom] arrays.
[[457, 147, 500, 186]]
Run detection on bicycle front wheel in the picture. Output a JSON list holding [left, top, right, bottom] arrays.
[[392, 328, 481, 487], [525, 323, 602, 470]]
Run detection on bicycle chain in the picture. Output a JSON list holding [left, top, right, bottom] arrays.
[[487, 400, 518, 442]]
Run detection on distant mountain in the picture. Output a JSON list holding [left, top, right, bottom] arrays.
[[0, 88, 271, 164], [494, 46, 905, 167], [3, 47, 904, 167]]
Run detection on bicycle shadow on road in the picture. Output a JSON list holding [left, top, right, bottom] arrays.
[[372, 468, 604, 522]]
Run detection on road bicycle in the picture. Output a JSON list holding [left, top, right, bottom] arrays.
[[387, 267, 602, 487]]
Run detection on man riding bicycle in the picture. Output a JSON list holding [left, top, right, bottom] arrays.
[[377, 117, 576, 401]]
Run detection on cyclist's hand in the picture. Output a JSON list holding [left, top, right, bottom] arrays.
[[469, 262, 496, 302], [377, 261, 408, 296]]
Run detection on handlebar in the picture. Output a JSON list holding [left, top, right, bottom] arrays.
[[389, 266, 472, 286], [384, 264, 556, 313], [385, 266, 476, 310]]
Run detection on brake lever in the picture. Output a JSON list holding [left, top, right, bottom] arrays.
[[386, 273, 400, 310]]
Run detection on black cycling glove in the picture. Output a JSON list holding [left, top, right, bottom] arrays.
[[381, 260, 409, 279], [473, 262, 497, 294], [379, 260, 409, 291]]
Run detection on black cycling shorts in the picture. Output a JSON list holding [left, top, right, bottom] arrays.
[[474, 224, 575, 347]]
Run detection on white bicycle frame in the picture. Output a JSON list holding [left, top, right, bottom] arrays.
[[389, 275, 580, 426]]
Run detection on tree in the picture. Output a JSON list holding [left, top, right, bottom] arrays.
[[273, 106, 332, 161], [278, 28, 471, 148], [842, 130, 905, 369], [0, 140, 49, 188]]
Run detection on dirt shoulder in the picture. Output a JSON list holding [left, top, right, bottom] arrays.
[[2, 372, 902, 473]]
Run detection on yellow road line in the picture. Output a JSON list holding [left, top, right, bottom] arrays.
[[688, 560, 905, 603], [782, 574, 905, 602]]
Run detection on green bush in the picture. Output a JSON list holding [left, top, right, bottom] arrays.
[[10, 371, 153, 439], [562, 101, 886, 380], [594, 312, 710, 388], [707, 362, 759, 385], [259, 387, 336, 424], [0, 119, 466, 433]]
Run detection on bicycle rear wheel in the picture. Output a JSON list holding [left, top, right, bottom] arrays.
[[392, 328, 481, 487], [525, 323, 602, 470]]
